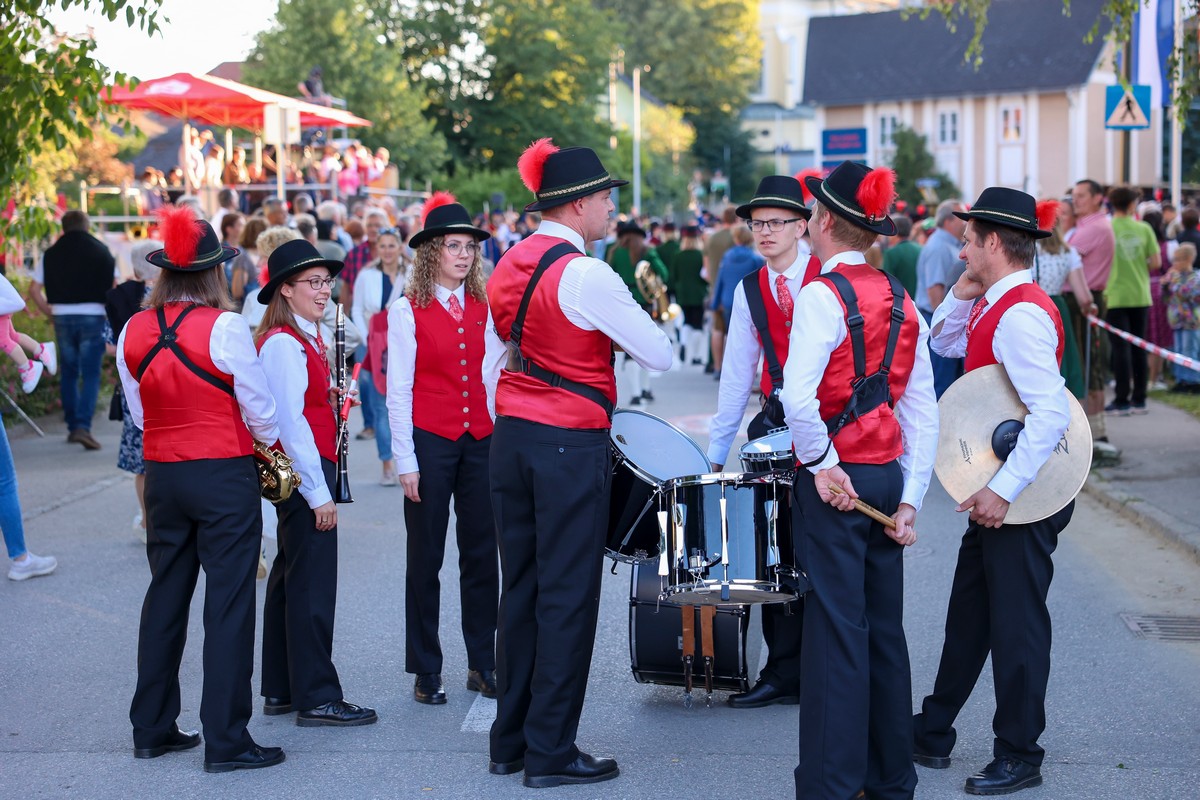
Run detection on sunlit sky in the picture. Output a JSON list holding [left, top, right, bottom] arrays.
[[47, 0, 279, 81]]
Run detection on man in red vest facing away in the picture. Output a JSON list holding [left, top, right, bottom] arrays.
[[707, 174, 820, 709], [914, 188, 1073, 796], [486, 139, 673, 789], [782, 161, 938, 799]]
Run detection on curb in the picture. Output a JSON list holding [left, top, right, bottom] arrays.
[[1082, 471, 1200, 563]]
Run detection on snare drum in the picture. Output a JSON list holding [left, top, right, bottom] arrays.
[[608, 410, 711, 562], [739, 429, 796, 475], [659, 473, 805, 605]]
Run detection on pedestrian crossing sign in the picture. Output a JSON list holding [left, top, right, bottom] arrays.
[[1105, 85, 1151, 130]]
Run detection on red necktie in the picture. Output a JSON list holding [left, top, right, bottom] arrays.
[[314, 329, 328, 361], [966, 297, 989, 341], [775, 274, 793, 320], [447, 293, 464, 323]]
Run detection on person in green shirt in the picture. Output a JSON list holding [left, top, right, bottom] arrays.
[[881, 214, 921, 299], [669, 225, 708, 365], [656, 222, 680, 277], [608, 221, 669, 404], [1104, 185, 1159, 414]]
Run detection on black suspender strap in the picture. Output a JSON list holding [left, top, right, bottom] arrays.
[[823, 272, 866, 381], [879, 272, 906, 374], [505, 242, 616, 419], [742, 270, 784, 392], [136, 304, 236, 398]]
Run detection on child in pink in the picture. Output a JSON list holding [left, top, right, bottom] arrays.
[[0, 274, 56, 393]]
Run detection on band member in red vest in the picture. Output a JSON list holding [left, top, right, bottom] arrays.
[[254, 239, 377, 728], [384, 192, 501, 706], [914, 188, 1072, 796], [118, 208, 286, 772], [782, 161, 938, 799], [486, 139, 673, 788], [708, 174, 820, 709]]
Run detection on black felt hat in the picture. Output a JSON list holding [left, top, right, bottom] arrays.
[[803, 160, 898, 237], [518, 139, 628, 212], [617, 220, 647, 238], [409, 191, 491, 249], [256, 239, 344, 304], [954, 187, 1053, 239], [147, 207, 239, 272], [736, 175, 811, 220]]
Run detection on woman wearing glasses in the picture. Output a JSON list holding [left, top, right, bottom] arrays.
[[385, 193, 502, 705], [352, 225, 409, 485], [254, 239, 377, 728]]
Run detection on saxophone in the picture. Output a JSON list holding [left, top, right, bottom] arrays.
[[253, 440, 300, 503], [635, 259, 681, 323]]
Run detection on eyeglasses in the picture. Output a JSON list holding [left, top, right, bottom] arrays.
[[746, 218, 804, 233], [291, 276, 336, 290], [442, 241, 480, 256]]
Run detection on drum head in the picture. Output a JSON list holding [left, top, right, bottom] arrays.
[[740, 429, 793, 459], [611, 410, 711, 483]]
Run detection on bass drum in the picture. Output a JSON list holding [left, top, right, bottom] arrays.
[[607, 409, 711, 562]]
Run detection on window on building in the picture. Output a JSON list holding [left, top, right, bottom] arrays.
[[938, 111, 958, 145], [879, 115, 899, 148], [1001, 105, 1023, 143]]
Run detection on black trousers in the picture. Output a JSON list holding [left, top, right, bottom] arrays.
[[1107, 305, 1149, 405], [793, 461, 915, 800], [913, 501, 1073, 768], [404, 429, 498, 675], [759, 487, 803, 693], [261, 458, 343, 711], [488, 416, 611, 775], [130, 457, 262, 762]]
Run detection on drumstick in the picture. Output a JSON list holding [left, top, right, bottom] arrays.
[[827, 483, 902, 531]]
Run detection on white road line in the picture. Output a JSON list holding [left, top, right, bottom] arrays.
[[21, 474, 130, 522], [460, 692, 496, 733]]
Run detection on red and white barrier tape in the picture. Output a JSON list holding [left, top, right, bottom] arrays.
[[1087, 314, 1200, 372]]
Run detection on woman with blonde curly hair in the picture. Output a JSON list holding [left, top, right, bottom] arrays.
[[385, 192, 502, 706]]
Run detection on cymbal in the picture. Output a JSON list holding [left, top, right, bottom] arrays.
[[934, 364, 1092, 524]]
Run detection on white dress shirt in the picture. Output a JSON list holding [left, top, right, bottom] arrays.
[[707, 252, 808, 465], [780, 251, 939, 511], [386, 285, 506, 474], [929, 269, 1070, 503], [258, 317, 333, 509], [351, 264, 406, 338], [116, 307, 281, 445]]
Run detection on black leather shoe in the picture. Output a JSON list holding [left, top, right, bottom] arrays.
[[523, 751, 619, 788], [262, 696, 293, 716], [964, 757, 1042, 795], [727, 680, 799, 709], [133, 726, 201, 759], [913, 744, 951, 769], [296, 699, 378, 727], [203, 744, 286, 773], [467, 669, 497, 698], [414, 673, 447, 705], [488, 757, 524, 775]]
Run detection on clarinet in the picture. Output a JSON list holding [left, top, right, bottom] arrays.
[[334, 303, 356, 504]]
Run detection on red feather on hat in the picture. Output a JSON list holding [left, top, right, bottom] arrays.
[[794, 168, 823, 204], [258, 262, 272, 290], [157, 206, 203, 267], [855, 167, 896, 221], [1035, 199, 1061, 232], [422, 191, 458, 227], [518, 138, 559, 194]]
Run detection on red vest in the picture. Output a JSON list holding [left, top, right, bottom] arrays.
[[488, 235, 617, 429], [964, 283, 1065, 372], [257, 327, 337, 462], [411, 293, 494, 441], [813, 263, 919, 465], [753, 255, 822, 396], [123, 303, 253, 462]]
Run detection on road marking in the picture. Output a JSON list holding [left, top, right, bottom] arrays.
[[461, 692, 496, 732], [21, 474, 130, 522]]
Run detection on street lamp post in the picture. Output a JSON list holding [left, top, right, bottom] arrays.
[[632, 64, 650, 215]]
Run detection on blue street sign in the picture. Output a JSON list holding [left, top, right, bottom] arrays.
[[1105, 85, 1151, 130], [822, 128, 868, 157]]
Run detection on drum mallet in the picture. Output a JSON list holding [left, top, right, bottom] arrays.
[[827, 484, 918, 537]]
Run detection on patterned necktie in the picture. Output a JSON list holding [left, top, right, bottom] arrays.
[[966, 297, 989, 341], [314, 328, 328, 361], [775, 274, 793, 320], [447, 293, 464, 323]]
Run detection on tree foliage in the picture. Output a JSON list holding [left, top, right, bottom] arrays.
[[0, 0, 162, 244], [244, 0, 446, 180], [888, 126, 961, 209]]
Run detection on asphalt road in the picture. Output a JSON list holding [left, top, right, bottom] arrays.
[[3, 360, 1199, 799]]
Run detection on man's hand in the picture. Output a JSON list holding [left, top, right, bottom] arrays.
[[889, 503, 918, 546], [815, 465, 857, 511], [313, 501, 337, 531], [400, 472, 420, 502], [956, 486, 1009, 528], [950, 271, 985, 302]]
